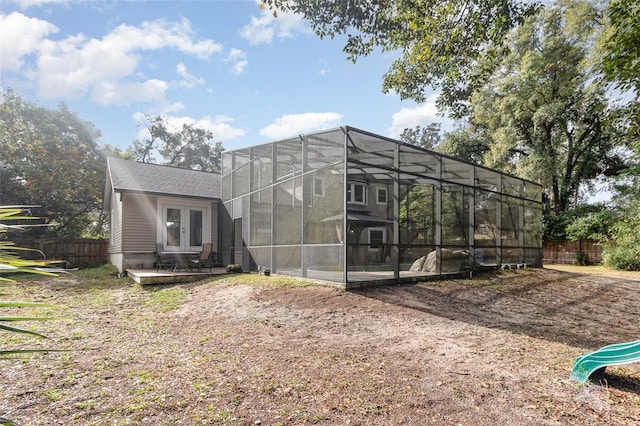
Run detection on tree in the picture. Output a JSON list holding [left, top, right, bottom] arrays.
[[261, 0, 540, 116], [0, 89, 106, 237], [435, 127, 491, 164], [399, 123, 441, 149], [599, 0, 640, 186], [601, 0, 640, 96], [469, 0, 625, 214], [132, 115, 224, 173]]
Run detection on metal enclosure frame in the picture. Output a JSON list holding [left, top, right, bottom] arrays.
[[221, 126, 543, 288]]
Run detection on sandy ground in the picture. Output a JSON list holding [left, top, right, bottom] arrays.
[[2, 265, 640, 425]]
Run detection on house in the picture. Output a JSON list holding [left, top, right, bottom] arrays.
[[104, 126, 543, 288], [102, 157, 221, 273]]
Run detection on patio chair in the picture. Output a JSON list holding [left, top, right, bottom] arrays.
[[189, 242, 215, 272], [154, 242, 174, 271]]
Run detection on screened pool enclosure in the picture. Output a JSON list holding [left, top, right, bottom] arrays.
[[221, 126, 542, 288]]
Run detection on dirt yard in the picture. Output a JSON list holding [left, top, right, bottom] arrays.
[[2, 265, 640, 425]]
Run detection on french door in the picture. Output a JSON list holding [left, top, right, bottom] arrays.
[[163, 206, 205, 251]]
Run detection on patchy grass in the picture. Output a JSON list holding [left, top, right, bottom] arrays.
[[213, 273, 315, 288], [145, 286, 187, 312], [1, 264, 640, 425]]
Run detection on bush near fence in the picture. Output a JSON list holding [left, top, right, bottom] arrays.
[[14, 238, 109, 268], [543, 239, 602, 265]]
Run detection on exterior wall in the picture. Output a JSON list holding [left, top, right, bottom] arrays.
[[123, 193, 158, 252], [108, 189, 124, 272], [109, 189, 123, 253], [109, 193, 220, 272], [122, 193, 158, 270]]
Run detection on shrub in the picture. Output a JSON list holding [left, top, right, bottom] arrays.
[[603, 243, 640, 270], [565, 210, 615, 244], [573, 251, 589, 266], [603, 203, 640, 270]]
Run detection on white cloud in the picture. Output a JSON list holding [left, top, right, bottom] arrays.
[[225, 48, 248, 76], [13, 0, 69, 8], [162, 102, 186, 114], [0, 12, 58, 72], [176, 63, 206, 88], [133, 113, 245, 143], [240, 14, 274, 45], [260, 112, 343, 139], [239, 2, 310, 46], [106, 18, 222, 60], [387, 96, 443, 138], [92, 79, 168, 105], [5, 12, 222, 105], [191, 115, 246, 142]]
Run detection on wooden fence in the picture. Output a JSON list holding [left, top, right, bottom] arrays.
[[10, 238, 600, 268], [15, 238, 109, 267], [542, 239, 602, 265]]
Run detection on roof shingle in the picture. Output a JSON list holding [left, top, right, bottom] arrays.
[[107, 157, 220, 199]]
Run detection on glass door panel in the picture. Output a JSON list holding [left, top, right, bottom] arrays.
[[189, 210, 203, 247], [166, 208, 182, 247], [163, 205, 208, 251]]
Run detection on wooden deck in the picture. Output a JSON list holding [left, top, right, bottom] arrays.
[[126, 267, 473, 287], [126, 267, 229, 285]]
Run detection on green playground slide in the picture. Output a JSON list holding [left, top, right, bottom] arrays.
[[570, 340, 640, 383]]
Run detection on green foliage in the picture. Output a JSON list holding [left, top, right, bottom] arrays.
[[0, 206, 66, 362], [261, 0, 539, 116], [603, 243, 640, 270], [145, 286, 187, 312], [0, 89, 106, 237], [602, 199, 640, 270], [573, 251, 589, 266], [543, 203, 609, 240], [601, 0, 640, 96], [598, 0, 640, 168], [132, 115, 224, 173], [565, 209, 615, 243], [435, 127, 491, 164], [399, 123, 441, 149], [470, 0, 624, 214]]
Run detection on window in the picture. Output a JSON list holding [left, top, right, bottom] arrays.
[[376, 186, 388, 204], [347, 182, 367, 205], [313, 176, 325, 197], [368, 228, 386, 251]]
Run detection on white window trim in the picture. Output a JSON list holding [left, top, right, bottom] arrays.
[[376, 186, 388, 205], [156, 197, 211, 251], [347, 182, 368, 205]]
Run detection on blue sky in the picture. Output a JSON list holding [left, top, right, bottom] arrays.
[[1, 0, 455, 152]]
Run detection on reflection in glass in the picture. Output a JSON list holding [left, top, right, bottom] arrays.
[[166, 208, 181, 247]]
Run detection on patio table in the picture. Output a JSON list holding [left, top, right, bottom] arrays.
[[161, 251, 200, 272]]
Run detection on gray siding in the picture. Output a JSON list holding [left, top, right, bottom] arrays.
[[122, 193, 157, 253], [109, 189, 123, 253]]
